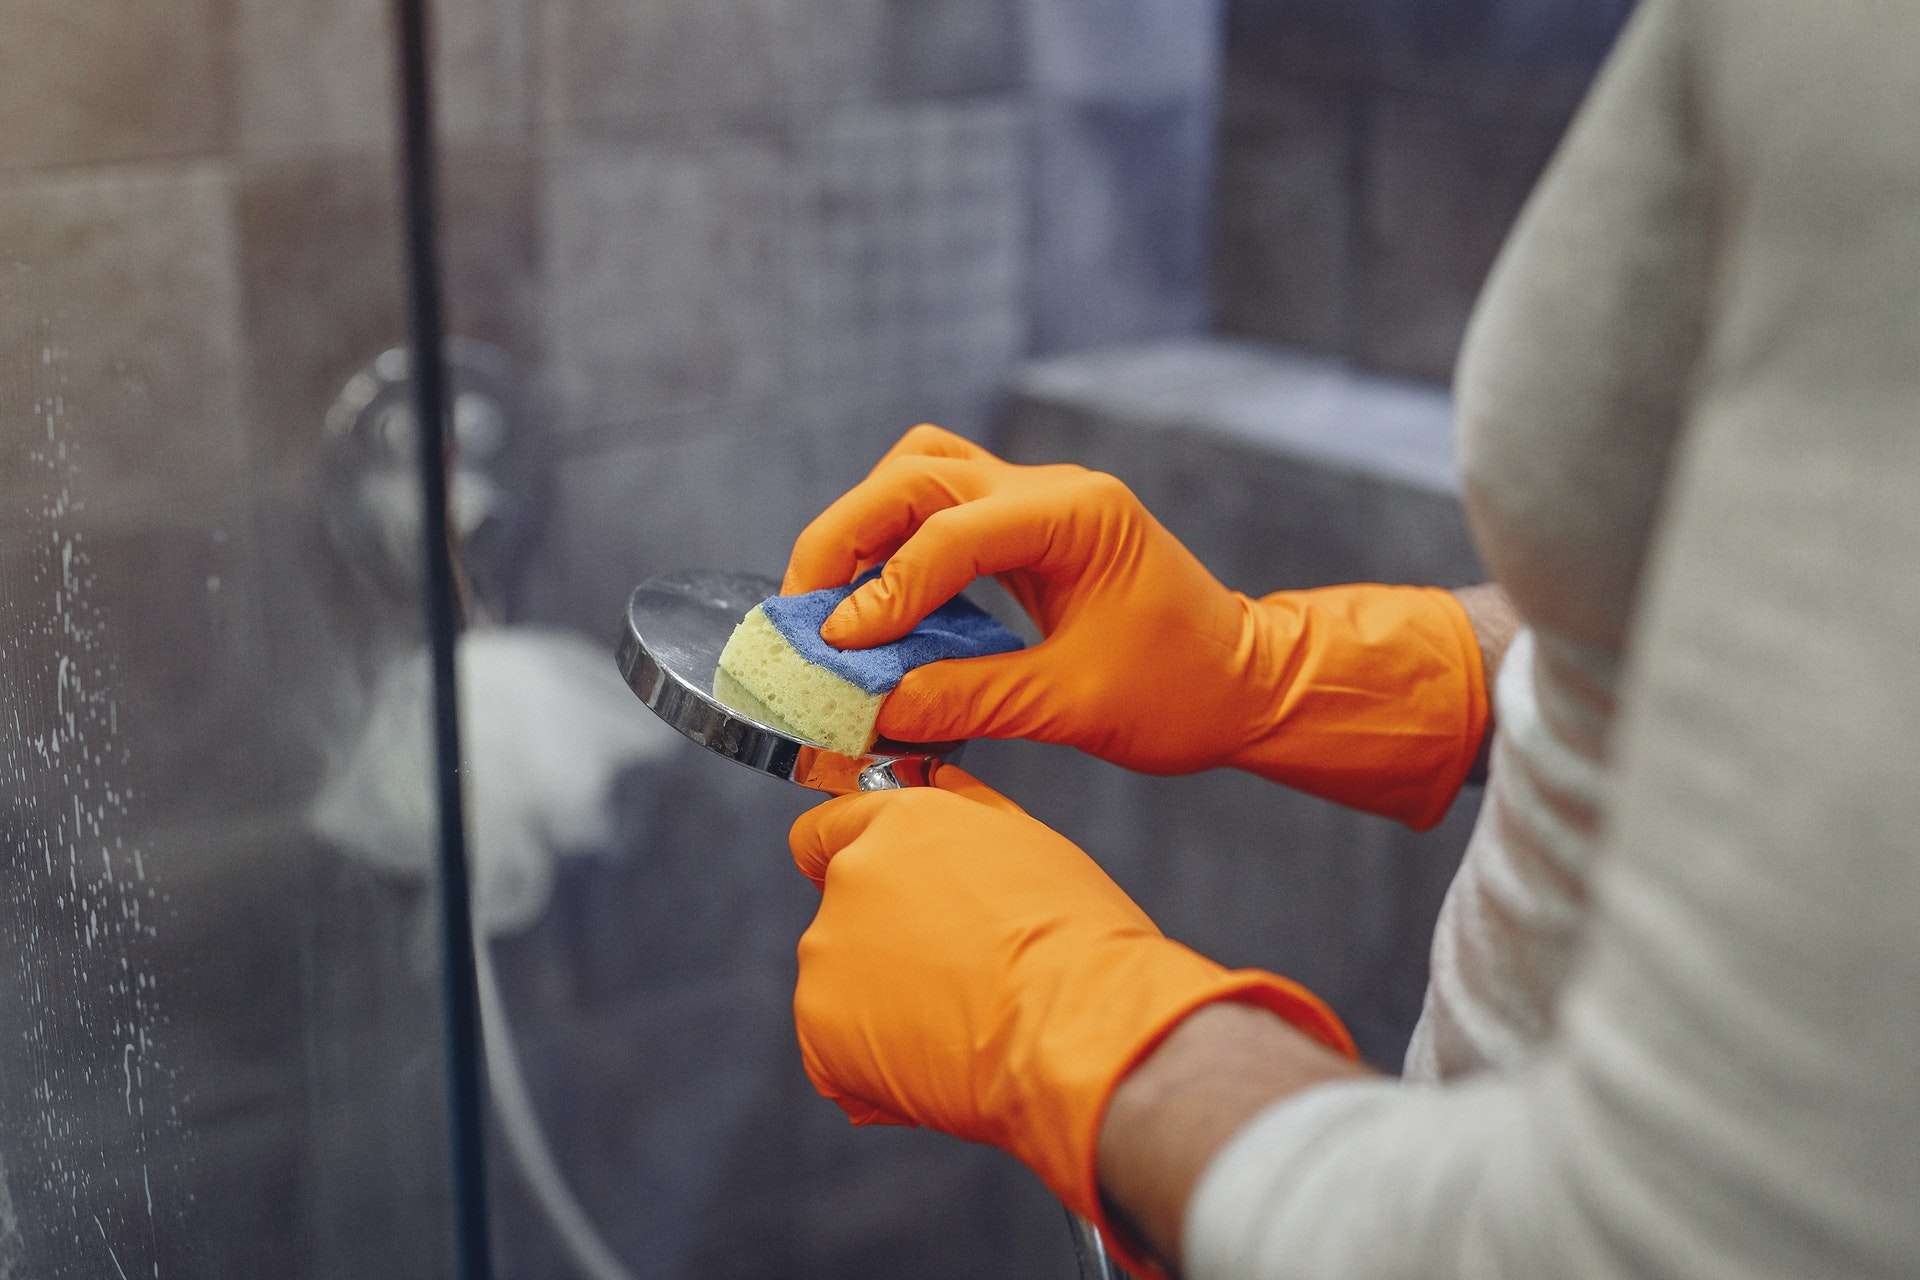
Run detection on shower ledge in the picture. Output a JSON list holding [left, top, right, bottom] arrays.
[[995, 338, 1479, 591]]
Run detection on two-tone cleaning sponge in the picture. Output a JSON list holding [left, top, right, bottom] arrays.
[[715, 570, 1024, 754]]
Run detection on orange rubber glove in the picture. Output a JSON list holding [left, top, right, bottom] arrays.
[[790, 764, 1354, 1273], [784, 425, 1489, 830]]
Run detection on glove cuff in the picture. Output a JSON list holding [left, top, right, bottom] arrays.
[[1019, 943, 1354, 1272], [1233, 583, 1490, 830]]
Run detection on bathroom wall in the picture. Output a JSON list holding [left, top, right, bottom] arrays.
[[518, 0, 1227, 640], [1213, 0, 1634, 380]]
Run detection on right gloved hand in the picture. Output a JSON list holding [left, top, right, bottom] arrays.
[[784, 425, 1488, 829], [788, 761, 1353, 1276]]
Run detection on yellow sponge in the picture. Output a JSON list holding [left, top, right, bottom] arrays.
[[715, 605, 883, 755]]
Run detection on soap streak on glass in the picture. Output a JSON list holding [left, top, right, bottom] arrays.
[[0, 288, 174, 1280]]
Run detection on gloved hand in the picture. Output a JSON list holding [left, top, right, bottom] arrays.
[[784, 425, 1488, 829], [789, 763, 1353, 1251]]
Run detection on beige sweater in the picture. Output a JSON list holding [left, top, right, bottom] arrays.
[[1186, 1, 1920, 1275]]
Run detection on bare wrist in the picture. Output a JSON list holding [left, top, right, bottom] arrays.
[[1097, 1001, 1372, 1267], [1450, 583, 1519, 782]]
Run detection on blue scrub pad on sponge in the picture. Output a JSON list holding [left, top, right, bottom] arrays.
[[714, 568, 1024, 753], [759, 569, 1025, 695]]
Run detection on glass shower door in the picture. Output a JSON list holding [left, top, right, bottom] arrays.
[[0, 18, 466, 1276]]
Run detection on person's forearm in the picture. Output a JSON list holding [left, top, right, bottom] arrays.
[[1097, 1002, 1375, 1269], [1451, 583, 1519, 783]]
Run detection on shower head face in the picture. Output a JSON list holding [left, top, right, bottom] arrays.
[[616, 571, 951, 794]]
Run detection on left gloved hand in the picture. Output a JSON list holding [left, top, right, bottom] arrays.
[[782, 424, 1488, 829], [788, 765, 1354, 1230]]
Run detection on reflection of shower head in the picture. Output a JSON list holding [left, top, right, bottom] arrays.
[[311, 627, 674, 934], [320, 339, 547, 621]]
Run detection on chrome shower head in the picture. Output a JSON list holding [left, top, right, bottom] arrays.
[[615, 570, 954, 794]]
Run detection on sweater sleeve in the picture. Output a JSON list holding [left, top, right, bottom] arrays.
[[1186, 407, 1920, 1280], [1182, 0, 1920, 1272]]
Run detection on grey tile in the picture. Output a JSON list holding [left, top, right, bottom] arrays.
[[1137, 768, 1477, 1067], [491, 1160, 791, 1280], [1028, 0, 1224, 103], [1029, 100, 1216, 355], [1213, 77, 1355, 352], [234, 149, 541, 472], [873, 0, 1027, 100], [780, 989, 1066, 1277], [141, 1105, 310, 1278], [786, 1119, 1059, 1278], [69, 517, 295, 831], [513, 417, 840, 638], [1367, 0, 1630, 101], [1353, 86, 1569, 381], [487, 749, 815, 1011], [778, 0, 890, 109], [1220, 0, 1608, 381], [539, 0, 789, 128], [441, 151, 548, 367], [738, 0, 1026, 112], [1137, 770, 1377, 991], [234, 0, 532, 155], [790, 379, 1014, 470], [541, 138, 786, 435], [0, 0, 230, 169], [233, 155, 407, 471], [433, 0, 538, 142], [787, 101, 1028, 409], [292, 855, 456, 1280], [232, 0, 388, 154], [477, 971, 802, 1274], [0, 165, 248, 518], [1224, 0, 1384, 86], [542, 0, 1024, 127], [1224, 0, 1628, 104]]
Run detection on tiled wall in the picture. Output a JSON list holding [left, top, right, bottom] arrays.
[[1213, 0, 1634, 381], [524, 0, 1226, 643]]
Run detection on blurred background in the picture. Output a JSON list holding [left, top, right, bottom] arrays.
[[0, 0, 1630, 1275]]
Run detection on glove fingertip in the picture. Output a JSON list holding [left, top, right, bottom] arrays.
[[822, 581, 910, 649], [817, 594, 865, 647], [782, 534, 854, 597], [787, 797, 847, 886]]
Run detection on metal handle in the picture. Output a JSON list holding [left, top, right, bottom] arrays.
[[855, 767, 1120, 1279], [1066, 1209, 1121, 1279], [855, 759, 925, 792]]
